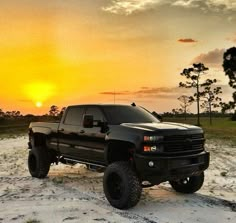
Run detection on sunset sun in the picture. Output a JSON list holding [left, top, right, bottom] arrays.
[[22, 82, 55, 109], [36, 101, 43, 108]]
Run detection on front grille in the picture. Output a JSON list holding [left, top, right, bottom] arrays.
[[163, 134, 204, 154]]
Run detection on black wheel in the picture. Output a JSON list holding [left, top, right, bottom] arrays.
[[103, 161, 142, 209], [169, 172, 204, 194], [28, 147, 50, 178]]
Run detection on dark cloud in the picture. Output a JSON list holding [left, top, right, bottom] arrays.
[[100, 87, 190, 99], [191, 48, 225, 68], [100, 91, 130, 95], [178, 38, 197, 43], [135, 87, 177, 94]]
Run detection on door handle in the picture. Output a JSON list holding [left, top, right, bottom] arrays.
[[80, 130, 85, 134]]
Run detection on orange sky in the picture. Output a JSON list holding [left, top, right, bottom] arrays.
[[0, 0, 235, 114]]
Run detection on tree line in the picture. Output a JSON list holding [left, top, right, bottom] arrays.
[[173, 46, 236, 125], [0, 106, 66, 119], [0, 48, 235, 125]]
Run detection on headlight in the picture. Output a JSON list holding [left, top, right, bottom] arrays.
[[143, 135, 163, 142]]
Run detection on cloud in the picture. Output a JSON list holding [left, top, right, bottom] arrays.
[[191, 48, 225, 68], [100, 91, 130, 95], [172, 0, 203, 8], [178, 38, 197, 43], [100, 86, 190, 99], [226, 33, 236, 43], [135, 87, 177, 94], [102, 0, 236, 15], [102, 0, 165, 15]]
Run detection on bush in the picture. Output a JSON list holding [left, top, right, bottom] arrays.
[[231, 112, 236, 121]]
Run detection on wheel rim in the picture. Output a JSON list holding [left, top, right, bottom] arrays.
[[107, 172, 124, 200], [29, 154, 37, 172], [179, 177, 190, 185]]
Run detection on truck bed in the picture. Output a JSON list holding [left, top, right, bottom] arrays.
[[29, 122, 59, 134]]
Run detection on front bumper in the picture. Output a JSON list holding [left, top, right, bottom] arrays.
[[134, 151, 210, 184]]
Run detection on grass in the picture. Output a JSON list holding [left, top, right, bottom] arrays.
[[163, 117, 236, 146], [52, 177, 64, 184], [25, 219, 41, 223], [1, 117, 235, 145], [0, 124, 28, 139]]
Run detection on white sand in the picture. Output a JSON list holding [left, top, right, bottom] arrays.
[[0, 136, 235, 223]]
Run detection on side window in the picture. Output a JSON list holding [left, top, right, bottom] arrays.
[[64, 107, 85, 125], [85, 107, 105, 121]]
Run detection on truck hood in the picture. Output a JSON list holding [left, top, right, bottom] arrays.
[[121, 122, 201, 132]]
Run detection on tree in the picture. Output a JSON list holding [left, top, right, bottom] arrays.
[[172, 108, 183, 115], [200, 79, 222, 125], [49, 105, 59, 116], [5, 111, 12, 118], [179, 63, 209, 125], [0, 109, 4, 117], [177, 95, 192, 120], [222, 47, 236, 119], [12, 111, 21, 117], [59, 107, 66, 118]]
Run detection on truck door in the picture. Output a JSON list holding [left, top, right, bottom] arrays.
[[58, 106, 88, 160], [79, 106, 107, 164]]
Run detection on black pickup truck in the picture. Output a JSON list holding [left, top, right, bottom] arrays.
[[28, 104, 209, 209]]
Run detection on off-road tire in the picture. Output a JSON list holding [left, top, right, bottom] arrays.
[[103, 161, 142, 209], [28, 147, 50, 178], [169, 172, 204, 194]]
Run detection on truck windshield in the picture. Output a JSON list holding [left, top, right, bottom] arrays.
[[102, 105, 160, 125]]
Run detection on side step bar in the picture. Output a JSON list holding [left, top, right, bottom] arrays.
[[62, 157, 106, 168]]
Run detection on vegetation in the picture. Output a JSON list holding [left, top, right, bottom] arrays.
[[25, 219, 41, 223], [200, 79, 222, 125], [179, 63, 223, 125], [177, 95, 192, 120], [49, 105, 60, 116], [0, 107, 235, 146], [163, 116, 236, 146], [222, 47, 236, 120], [0, 113, 59, 138], [179, 63, 209, 126]]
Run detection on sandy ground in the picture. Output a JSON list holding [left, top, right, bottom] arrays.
[[0, 136, 235, 223]]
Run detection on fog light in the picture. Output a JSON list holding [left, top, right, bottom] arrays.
[[151, 146, 157, 152], [148, 161, 154, 167]]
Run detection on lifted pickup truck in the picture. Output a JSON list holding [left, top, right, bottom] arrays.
[[28, 104, 209, 209]]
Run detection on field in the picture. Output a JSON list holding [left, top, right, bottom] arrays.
[[163, 117, 236, 146], [1, 116, 235, 145]]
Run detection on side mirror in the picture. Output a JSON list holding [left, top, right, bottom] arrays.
[[83, 114, 94, 128]]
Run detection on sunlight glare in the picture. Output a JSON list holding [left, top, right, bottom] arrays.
[[23, 82, 55, 106], [36, 101, 42, 107]]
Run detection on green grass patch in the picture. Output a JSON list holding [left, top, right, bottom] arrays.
[[0, 124, 28, 138]]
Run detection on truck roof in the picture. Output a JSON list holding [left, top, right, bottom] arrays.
[[67, 104, 135, 108]]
